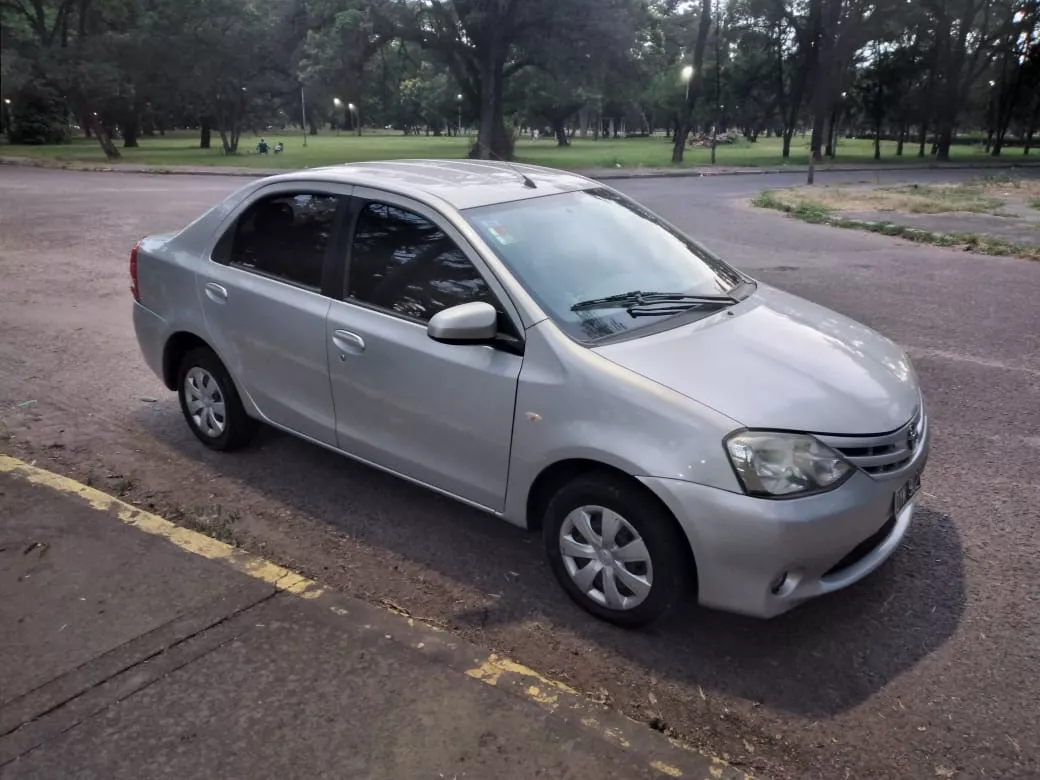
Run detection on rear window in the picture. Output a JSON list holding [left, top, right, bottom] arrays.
[[217, 192, 342, 289]]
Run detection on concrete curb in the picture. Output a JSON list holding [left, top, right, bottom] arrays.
[[0, 454, 754, 780], [3, 153, 1038, 182]]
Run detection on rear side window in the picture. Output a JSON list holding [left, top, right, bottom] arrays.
[[221, 192, 341, 289], [347, 202, 492, 321]]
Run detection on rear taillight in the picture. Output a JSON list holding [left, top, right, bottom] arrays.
[[130, 241, 141, 301]]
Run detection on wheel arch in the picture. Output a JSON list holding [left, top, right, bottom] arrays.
[[162, 331, 214, 390], [525, 458, 697, 580]]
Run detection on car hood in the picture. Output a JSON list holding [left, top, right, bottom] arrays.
[[594, 285, 920, 434]]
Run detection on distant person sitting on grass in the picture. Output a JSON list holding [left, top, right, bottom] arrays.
[[273, 141, 284, 154], [257, 138, 269, 154]]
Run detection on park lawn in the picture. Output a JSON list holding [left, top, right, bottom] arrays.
[[0, 130, 996, 170]]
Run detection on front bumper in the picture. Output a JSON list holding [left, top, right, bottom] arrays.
[[641, 420, 930, 618]]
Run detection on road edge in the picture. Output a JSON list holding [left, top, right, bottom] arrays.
[[3, 153, 1039, 181], [0, 454, 754, 780]]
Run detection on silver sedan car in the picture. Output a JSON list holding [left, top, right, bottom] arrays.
[[132, 160, 929, 627]]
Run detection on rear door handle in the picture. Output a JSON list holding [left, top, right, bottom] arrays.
[[204, 282, 229, 303], [332, 329, 365, 357]]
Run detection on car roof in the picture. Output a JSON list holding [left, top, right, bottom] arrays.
[[265, 159, 596, 210]]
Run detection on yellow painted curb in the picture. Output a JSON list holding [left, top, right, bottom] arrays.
[[1, 453, 752, 779], [0, 454, 325, 599]]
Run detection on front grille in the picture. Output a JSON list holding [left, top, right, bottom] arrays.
[[817, 407, 924, 476], [823, 515, 897, 577]]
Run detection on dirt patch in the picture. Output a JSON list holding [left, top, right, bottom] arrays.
[[770, 176, 1040, 216], [754, 174, 1040, 260]]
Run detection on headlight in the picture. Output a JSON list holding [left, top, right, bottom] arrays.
[[725, 431, 853, 497]]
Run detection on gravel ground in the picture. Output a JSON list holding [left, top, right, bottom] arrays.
[[1, 166, 1038, 780]]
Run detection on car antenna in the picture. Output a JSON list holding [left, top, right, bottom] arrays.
[[474, 140, 538, 189]]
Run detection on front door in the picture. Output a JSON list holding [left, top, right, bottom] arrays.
[[326, 192, 523, 510], [199, 187, 347, 445]]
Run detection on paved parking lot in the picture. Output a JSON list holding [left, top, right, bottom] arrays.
[[1, 165, 1038, 779]]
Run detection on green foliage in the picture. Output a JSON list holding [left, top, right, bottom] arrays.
[[5, 86, 67, 144], [1, 0, 1037, 165]]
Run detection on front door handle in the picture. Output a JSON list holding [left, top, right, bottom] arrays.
[[332, 329, 365, 357], [204, 282, 229, 303]]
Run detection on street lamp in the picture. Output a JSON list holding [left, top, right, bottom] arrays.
[[332, 98, 343, 134], [680, 65, 694, 101], [347, 102, 360, 136], [457, 93, 463, 136]]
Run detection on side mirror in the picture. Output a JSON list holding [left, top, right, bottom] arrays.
[[427, 301, 498, 344]]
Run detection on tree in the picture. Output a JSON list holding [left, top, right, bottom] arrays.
[[671, 0, 713, 163]]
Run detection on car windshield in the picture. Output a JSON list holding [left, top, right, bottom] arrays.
[[464, 188, 749, 342]]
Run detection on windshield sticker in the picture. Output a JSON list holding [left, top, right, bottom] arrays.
[[480, 219, 518, 246]]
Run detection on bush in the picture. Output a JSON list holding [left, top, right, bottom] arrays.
[[7, 89, 68, 145]]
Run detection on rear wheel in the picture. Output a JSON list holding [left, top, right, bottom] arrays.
[[542, 473, 690, 628], [176, 347, 256, 451]]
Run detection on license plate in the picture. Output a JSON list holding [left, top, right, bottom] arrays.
[[893, 470, 922, 515]]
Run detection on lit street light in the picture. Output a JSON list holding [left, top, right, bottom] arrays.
[[457, 93, 463, 136], [333, 97, 343, 107], [680, 65, 694, 101], [347, 102, 360, 136]]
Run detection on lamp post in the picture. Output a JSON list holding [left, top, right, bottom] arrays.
[[347, 102, 360, 136], [300, 86, 307, 146], [333, 97, 343, 134], [2, 98, 10, 136], [680, 65, 694, 102], [457, 93, 463, 136]]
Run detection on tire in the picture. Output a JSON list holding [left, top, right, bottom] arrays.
[[543, 473, 691, 628], [176, 347, 257, 451]]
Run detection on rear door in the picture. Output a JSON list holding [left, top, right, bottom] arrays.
[[199, 183, 351, 445], [325, 189, 524, 511]]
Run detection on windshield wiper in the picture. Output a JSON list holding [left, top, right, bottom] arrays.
[[570, 290, 736, 312]]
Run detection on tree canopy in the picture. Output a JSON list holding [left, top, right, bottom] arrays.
[[2, 0, 1037, 161]]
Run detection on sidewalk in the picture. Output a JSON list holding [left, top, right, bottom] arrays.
[[0, 458, 749, 780], [3, 152, 1038, 182]]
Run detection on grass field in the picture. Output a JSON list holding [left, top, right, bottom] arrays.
[[0, 129, 1000, 171]]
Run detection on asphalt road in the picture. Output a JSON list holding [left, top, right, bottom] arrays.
[[1, 165, 1038, 779]]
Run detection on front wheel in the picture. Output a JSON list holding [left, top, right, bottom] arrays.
[[176, 347, 257, 451], [543, 474, 691, 628]]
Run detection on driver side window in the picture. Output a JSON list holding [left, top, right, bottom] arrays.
[[347, 202, 492, 322]]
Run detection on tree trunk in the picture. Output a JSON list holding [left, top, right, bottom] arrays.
[[917, 120, 928, 157], [874, 104, 882, 160], [896, 124, 906, 156], [935, 119, 953, 162], [782, 128, 794, 159], [123, 115, 139, 148], [553, 119, 569, 147], [672, 0, 713, 164], [200, 121, 212, 149], [1025, 102, 1039, 155], [475, 42, 510, 160], [91, 117, 121, 161]]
